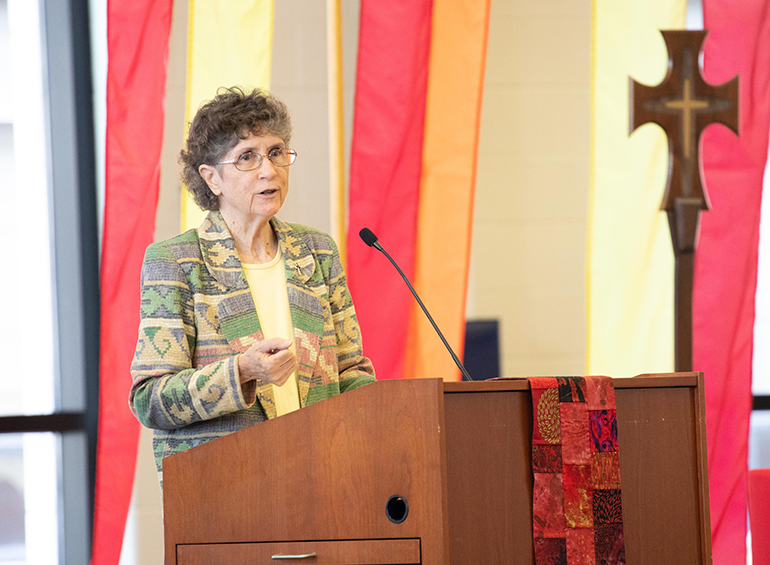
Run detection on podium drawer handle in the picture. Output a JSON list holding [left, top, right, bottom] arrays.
[[271, 553, 317, 560]]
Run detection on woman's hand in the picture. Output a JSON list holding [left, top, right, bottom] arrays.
[[238, 337, 298, 387]]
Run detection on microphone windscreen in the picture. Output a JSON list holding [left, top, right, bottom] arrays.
[[359, 228, 379, 247]]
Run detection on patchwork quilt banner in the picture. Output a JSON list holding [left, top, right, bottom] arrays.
[[529, 376, 625, 565]]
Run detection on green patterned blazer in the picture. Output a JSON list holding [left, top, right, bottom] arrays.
[[129, 211, 376, 482]]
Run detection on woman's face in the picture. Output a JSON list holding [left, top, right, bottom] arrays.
[[201, 133, 289, 223]]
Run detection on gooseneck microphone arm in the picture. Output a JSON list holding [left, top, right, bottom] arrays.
[[359, 228, 473, 381]]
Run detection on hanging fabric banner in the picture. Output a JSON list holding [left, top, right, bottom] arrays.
[[586, 0, 686, 376], [180, 0, 274, 232], [346, 0, 433, 380], [696, 1, 770, 563], [93, 2, 173, 563], [402, 0, 491, 381]]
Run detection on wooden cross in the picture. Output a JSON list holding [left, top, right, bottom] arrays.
[[630, 30, 739, 372]]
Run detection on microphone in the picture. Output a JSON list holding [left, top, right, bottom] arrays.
[[359, 227, 381, 250], [359, 228, 473, 381]]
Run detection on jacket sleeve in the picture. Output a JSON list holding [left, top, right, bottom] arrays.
[[129, 243, 256, 430], [323, 238, 377, 392]]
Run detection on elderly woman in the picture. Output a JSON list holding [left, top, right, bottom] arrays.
[[129, 87, 376, 484]]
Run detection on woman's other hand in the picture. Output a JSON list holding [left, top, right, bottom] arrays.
[[238, 337, 297, 387]]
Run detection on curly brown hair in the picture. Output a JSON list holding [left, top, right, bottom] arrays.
[[180, 86, 293, 211]]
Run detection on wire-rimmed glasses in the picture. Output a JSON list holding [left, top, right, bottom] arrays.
[[219, 148, 297, 171]]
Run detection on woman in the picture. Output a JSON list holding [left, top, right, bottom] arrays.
[[129, 87, 376, 484]]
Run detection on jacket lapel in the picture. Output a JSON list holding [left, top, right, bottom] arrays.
[[199, 211, 277, 419], [272, 218, 324, 408]]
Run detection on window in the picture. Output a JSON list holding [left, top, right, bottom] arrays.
[[0, 1, 99, 563]]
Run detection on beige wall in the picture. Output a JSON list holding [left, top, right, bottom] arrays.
[[271, 0, 333, 233], [124, 0, 593, 562], [467, 0, 591, 376], [153, 0, 187, 242]]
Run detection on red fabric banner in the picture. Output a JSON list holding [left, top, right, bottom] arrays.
[[346, 0, 433, 380], [92, 2, 173, 563], [696, 2, 770, 563]]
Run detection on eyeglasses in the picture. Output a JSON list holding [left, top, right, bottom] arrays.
[[219, 148, 297, 171]]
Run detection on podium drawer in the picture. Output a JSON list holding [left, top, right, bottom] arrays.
[[176, 538, 421, 564]]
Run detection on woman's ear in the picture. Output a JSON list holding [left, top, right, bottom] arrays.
[[199, 164, 222, 196]]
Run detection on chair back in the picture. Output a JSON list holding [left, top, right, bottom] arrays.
[[749, 469, 770, 565]]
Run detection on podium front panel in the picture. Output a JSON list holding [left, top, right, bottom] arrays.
[[163, 378, 450, 564], [442, 374, 711, 564], [164, 374, 710, 564]]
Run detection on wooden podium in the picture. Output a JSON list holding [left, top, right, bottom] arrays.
[[163, 373, 712, 564]]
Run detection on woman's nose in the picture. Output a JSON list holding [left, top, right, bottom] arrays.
[[256, 156, 277, 177]]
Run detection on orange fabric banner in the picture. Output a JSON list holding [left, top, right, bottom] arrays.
[[403, 0, 491, 381]]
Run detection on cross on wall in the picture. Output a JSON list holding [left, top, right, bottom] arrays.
[[629, 30, 739, 371]]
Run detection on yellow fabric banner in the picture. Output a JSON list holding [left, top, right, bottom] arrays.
[[181, 0, 274, 231], [403, 0, 491, 381], [587, 0, 686, 375]]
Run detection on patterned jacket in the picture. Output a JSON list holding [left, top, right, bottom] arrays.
[[129, 211, 376, 481]]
